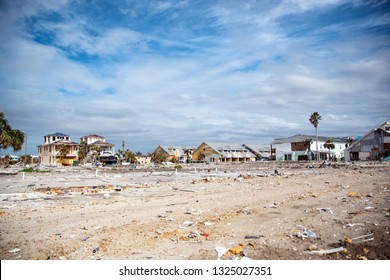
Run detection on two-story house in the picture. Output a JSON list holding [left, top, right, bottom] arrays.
[[38, 133, 79, 166]]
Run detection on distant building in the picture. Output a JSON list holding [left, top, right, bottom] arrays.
[[152, 146, 195, 163], [135, 155, 152, 165], [242, 144, 271, 160], [345, 122, 390, 161], [272, 134, 349, 161], [38, 133, 79, 166], [192, 142, 256, 163], [80, 134, 116, 165]]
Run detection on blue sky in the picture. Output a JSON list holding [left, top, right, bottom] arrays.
[[1, 0, 389, 155]]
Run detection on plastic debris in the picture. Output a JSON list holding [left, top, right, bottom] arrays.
[[183, 221, 195, 226], [290, 225, 318, 239], [103, 192, 110, 199], [352, 233, 374, 243], [304, 246, 346, 255], [245, 235, 264, 239], [8, 248, 21, 254], [215, 247, 229, 259], [92, 247, 100, 253], [364, 206, 374, 211], [317, 208, 334, 215]]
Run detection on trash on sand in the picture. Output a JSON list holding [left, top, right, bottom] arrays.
[[200, 233, 209, 237], [351, 233, 374, 243], [348, 192, 362, 198], [103, 192, 110, 199], [8, 248, 21, 254], [344, 223, 365, 228], [183, 221, 195, 226], [245, 235, 264, 239], [82, 237, 89, 241], [229, 246, 244, 255], [268, 203, 277, 208], [215, 247, 229, 259], [304, 246, 346, 255], [92, 247, 100, 253], [290, 225, 318, 239], [115, 185, 123, 191], [364, 206, 374, 211], [316, 208, 334, 215], [204, 222, 213, 227]]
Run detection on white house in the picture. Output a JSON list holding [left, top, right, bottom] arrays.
[[272, 134, 350, 161]]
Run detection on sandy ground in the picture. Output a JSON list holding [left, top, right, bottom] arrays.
[[1, 161, 389, 260]]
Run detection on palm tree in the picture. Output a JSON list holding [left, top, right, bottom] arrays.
[[0, 112, 24, 152], [78, 140, 87, 164], [304, 138, 313, 160], [324, 139, 335, 161], [57, 144, 68, 165], [309, 112, 322, 161]]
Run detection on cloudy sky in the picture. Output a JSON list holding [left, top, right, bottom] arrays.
[[1, 0, 389, 155]]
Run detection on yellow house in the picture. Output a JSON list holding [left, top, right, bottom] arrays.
[[38, 133, 79, 166], [192, 142, 256, 163]]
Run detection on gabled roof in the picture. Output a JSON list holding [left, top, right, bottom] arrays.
[[272, 134, 350, 144], [88, 140, 114, 147], [346, 127, 390, 151], [158, 145, 196, 156], [82, 134, 105, 139], [202, 142, 256, 158], [44, 132, 69, 137]]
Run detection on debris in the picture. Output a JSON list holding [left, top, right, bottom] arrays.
[[347, 192, 362, 198], [92, 247, 100, 253], [82, 237, 89, 241], [229, 246, 244, 255], [204, 222, 213, 227], [172, 187, 195, 193], [364, 206, 374, 211], [200, 233, 209, 237], [352, 233, 374, 243], [344, 223, 365, 228], [215, 247, 229, 259], [183, 221, 195, 226], [304, 246, 345, 255], [245, 235, 264, 239], [290, 225, 318, 239], [115, 185, 123, 191], [316, 208, 334, 215], [268, 203, 277, 208], [8, 248, 21, 254], [103, 192, 110, 199]]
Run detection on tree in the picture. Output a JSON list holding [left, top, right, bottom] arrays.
[[78, 140, 87, 163], [345, 137, 354, 148], [0, 112, 24, 152], [91, 145, 101, 162], [197, 152, 205, 162], [151, 150, 168, 164], [124, 149, 137, 163], [57, 144, 68, 165], [304, 139, 313, 160], [309, 112, 322, 161], [324, 139, 335, 161], [184, 148, 192, 163]]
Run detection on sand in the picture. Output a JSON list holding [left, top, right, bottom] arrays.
[[1, 161, 389, 260]]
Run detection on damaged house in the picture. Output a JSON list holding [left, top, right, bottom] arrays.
[[344, 122, 390, 161]]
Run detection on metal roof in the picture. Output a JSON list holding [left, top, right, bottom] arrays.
[[272, 134, 350, 144]]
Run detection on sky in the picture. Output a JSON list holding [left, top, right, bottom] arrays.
[[0, 0, 389, 155]]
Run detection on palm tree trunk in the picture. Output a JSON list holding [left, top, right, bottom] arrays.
[[316, 127, 319, 161]]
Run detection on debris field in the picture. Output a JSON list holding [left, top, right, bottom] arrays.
[[1, 161, 389, 260]]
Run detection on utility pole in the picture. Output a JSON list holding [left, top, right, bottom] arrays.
[[24, 130, 28, 165]]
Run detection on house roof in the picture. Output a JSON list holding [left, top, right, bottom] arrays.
[[88, 140, 114, 147], [272, 134, 350, 144], [82, 134, 105, 139], [346, 128, 390, 151], [158, 146, 196, 156], [44, 132, 69, 137], [38, 139, 78, 147], [203, 142, 256, 158]]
